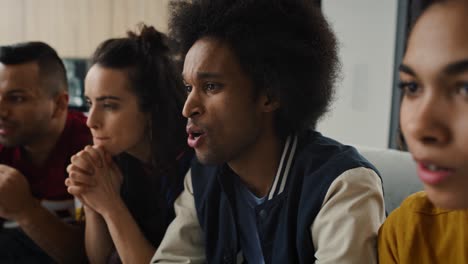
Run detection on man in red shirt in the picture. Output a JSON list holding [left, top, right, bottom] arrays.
[[0, 42, 91, 263]]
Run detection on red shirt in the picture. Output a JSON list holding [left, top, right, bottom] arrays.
[[0, 111, 91, 200]]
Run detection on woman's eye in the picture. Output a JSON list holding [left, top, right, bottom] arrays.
[[457, 82, 468, 97], [398, 81, 420, 96]]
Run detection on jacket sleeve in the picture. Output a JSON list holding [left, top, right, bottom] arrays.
[[311, 167, 386, 264], [151, 170, 206, 264]]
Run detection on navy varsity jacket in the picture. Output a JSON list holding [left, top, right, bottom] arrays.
[[190, 130, 383, 264]]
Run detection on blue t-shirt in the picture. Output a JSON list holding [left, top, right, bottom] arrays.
[[235, 178, 266, 264]]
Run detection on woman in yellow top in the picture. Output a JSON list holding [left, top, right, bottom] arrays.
[[378, 0, 468, 263]]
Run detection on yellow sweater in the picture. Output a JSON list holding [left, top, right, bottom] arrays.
[[378, 191, 468, 264]]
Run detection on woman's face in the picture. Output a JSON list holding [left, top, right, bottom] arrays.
[[85, 65, 150, 161], [399, 1, 468, 209]]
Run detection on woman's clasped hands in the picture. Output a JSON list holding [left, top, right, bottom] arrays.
[[65, 145, 123, 215]]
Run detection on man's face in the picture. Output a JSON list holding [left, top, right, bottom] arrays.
[[0, 62, 55, 147], [399, 1, 468, 209], [182, 37, 271, 165]]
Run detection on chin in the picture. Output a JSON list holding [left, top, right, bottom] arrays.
[[107, 148, 123, 157], [195, 150, 225, 165], [94, 144, 120, 157], [425, 187, 468, 210]]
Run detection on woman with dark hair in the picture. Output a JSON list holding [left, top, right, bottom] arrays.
[[378, 0, 468, 263], [65, 24, 191, 263]]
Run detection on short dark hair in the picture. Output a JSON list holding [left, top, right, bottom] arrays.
[[91, 24, 187, 176], [169, 0, 340, 138], [0, 41, 67, 96]]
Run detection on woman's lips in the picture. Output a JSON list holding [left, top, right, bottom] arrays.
[[93, 137, 110, 145], [417, 162, 455, 185], [93, 137, 110, 140]]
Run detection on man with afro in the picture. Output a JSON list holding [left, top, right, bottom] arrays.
[[153, 0, 385, 263]]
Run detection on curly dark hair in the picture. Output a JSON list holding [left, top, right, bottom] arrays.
[[0, 41, 67, 96], [169, 0, 340, 138]]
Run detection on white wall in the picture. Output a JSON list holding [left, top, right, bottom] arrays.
[[317, 0, 398, 148], [0, 0, 171, 57]]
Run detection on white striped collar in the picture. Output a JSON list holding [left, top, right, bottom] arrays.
[[267, 134, 298, 200]]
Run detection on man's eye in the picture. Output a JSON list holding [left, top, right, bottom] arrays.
[[184, 85, 193, 94], [205, 83, 221, 92], [9, 96, 25, 103]]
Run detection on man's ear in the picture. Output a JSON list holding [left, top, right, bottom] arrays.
[[260, 94, 280, 113], [52, 92, 69, 118]]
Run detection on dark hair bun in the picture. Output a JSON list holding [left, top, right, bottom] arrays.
[[128, 24, 170, 56]]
